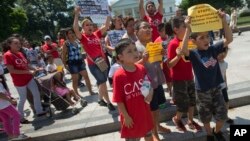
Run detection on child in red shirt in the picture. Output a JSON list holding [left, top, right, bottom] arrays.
[[112, 39, 153, 141]]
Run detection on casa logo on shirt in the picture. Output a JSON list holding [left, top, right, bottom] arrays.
[[14, 58, 28, 69], [201, 56, 217, 68], [87, 38, 100, 45], [124, 79, 143, 100], [152, 19, 161, 27]]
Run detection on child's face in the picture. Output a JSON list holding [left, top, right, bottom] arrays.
[[159, 28, 166, 38], [193, 32, 210, 50], [174, 24, 186, 40], [118, 43, 139, 64]]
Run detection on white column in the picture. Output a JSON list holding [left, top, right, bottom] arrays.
[[132, 8, 135, 18]]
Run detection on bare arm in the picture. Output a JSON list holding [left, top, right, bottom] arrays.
[[139, 0, 146, 19], [73, 6, 82, 40], [100, 16, 111, 35], [167, 55, 182, 68], [117, 102, 133, 128], [181, 17, 191, 56], [105, 35, 115, 52], [220, 11, 233, 47], [61, 43, 68, 66], [157, 0, 164, 15]]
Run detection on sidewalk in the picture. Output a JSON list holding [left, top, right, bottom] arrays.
[[0, 30, 250, 141]]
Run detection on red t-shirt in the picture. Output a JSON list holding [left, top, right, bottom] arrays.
[[167, 37, 193, 81], [42, 43, 60, 58], [4, 51, 33, 86], [80, 30, 105, 65], [112, 64, 153, 138], [144, 12, 163, 42]]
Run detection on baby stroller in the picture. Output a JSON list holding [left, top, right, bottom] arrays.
[[35, 72, 87, 117]]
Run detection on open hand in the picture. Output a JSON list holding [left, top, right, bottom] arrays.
[[74, 6, 81, 15], [124, 115, 134, 128]]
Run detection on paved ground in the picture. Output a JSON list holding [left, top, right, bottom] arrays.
[[1, 30, 250, 141]]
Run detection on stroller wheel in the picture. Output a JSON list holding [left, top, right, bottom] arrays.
[[80, 99, 88, 107], [72, 108, 79, 115]]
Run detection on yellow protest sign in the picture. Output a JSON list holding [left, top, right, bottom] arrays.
[[178, 40, 197, 62], [188, 4, 222, 32], [146, 42, 163, 63]]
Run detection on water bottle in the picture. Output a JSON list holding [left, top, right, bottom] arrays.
[[140, 75, 151, 98]]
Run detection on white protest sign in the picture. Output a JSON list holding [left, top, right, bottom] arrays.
[[107, 30, 126, 48], [75, 0, 110, 24]]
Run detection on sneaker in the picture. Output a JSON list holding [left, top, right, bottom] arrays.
[[107, 103, 115, 111], [11, 134, 30, 141], [98, 99, 107, 107], [213, 128, 226, 141], [226, 118, 234, 124], [187, 121, 202, 131], [172, 117, 187, 131], [207, 135, 215, 141]]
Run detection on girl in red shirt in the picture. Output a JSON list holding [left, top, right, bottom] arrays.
[[112, 38, 154, 141], [73, 6, 115, 110]]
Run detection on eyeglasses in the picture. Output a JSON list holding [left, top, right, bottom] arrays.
[[139, 26, 152, 30]]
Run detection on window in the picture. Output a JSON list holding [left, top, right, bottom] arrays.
[[169, 7, 173, 13]]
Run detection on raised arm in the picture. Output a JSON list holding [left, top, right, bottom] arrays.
[[219, 10, 233, 47], [139, 0, 146, 19], [73, 6, 82, 40], [100, 16, 111, 35], [181, 17, 191, 56], [157, 0, 164, 15]]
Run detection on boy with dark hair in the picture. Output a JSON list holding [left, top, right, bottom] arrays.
[[180, 10, 233, 141], [167, 16, 201, 132]]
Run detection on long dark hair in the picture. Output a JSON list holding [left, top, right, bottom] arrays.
[[1, 37, 19, 53]]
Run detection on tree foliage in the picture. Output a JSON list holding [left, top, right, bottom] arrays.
[[0, 0, 27, 41], [179, 0, 245, 14]]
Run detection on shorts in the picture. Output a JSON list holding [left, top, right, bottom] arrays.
[[173, 80, 196, 113], [221, 87, 229, 102], [88, 64, 108, 85], [55, 86, 70, 97], [196, 88, 227, 123], [150, 85, 166, 111], [68, 60, 86, 74]]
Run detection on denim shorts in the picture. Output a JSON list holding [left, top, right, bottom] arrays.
[[68, 60, 86, 74], [150, 85, 166, 111], [88, 64, 108, 85]]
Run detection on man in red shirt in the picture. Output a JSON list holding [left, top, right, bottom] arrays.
[[42, 35, 64, 67], [139, 0, 163, 42]]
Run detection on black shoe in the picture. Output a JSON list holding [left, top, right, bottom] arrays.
[[20, 118, 31, 124], [78, 82, 85, 87], [213, 128, 226, 141], [207, 135, 215, 141], [36, 111, 48, 117], [98, 100, 107, 107], [238, 31, 242, 36], [107, 103, 115, 111], [226, 118, 234, 124]]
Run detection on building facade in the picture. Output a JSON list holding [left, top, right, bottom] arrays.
[[111, 0, 176, 21]]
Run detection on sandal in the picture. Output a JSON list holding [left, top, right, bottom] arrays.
[[158, 125, 171, 133], [188, 121, 202, 131]]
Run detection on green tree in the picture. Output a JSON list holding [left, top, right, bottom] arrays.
[[0, 0, 27, 41], [18, 0, 74, 42], [179, 0, 244, 14], [246, 0, 250, 8]]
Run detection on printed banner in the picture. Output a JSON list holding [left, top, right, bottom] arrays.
[[107, 30, 126, 48], [188, 4, 222, 32], [75, 0, 110, 24], [146, 42, 163, 63]]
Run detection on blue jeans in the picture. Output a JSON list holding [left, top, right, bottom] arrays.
[[88, 64, 108, 85]]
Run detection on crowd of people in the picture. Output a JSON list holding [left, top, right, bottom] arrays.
[[0, 0, 242, 140]]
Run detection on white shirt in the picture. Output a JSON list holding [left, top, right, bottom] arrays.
[[0, 83, 11, 110], [219, 60, 228, 89], [46, 63, 57, 72], [108, 63, 121, 78]]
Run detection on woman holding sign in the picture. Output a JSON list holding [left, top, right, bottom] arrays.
[[73, 6, 115, 111]]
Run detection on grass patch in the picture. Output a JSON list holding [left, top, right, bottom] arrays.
[[238, 16, 250, 26]]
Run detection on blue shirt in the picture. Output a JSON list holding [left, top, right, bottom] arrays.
[[189, 41, 225, 92]]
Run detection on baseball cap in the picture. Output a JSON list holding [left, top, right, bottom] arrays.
[[44, 35, 51, 40]]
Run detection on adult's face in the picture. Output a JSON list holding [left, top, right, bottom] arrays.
[[136, 22, 152, 42], [146, 3, 156, 16]]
